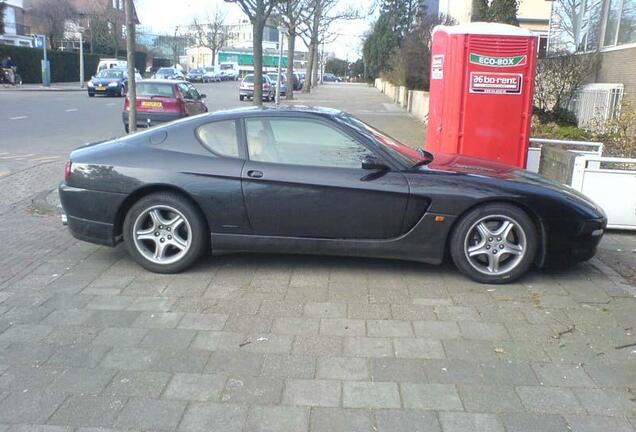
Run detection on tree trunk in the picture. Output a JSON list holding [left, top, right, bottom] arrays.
[[312, 47, 319, 87], [285, 25, 295, 100], [124, 0, 136, 133], [303, 43, 314, 93], [252, 19, 265, 106]]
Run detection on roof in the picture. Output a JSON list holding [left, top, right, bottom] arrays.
[[208, 105, 344, 118], [434, 22, 533, 37]]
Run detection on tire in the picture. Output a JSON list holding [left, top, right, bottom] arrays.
[[88, 93, 95, 97], [240, 95, 244, 101], [123, 192, 207, 273], [449, 203, 537, 284], [124, 124, 129, 133]]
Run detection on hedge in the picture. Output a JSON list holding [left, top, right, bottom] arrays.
[[0, 45, 146, 83]]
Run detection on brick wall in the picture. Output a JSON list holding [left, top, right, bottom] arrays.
[[596, 46, 636, 105]]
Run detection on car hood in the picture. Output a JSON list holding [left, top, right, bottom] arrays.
[[424, 152, 605, 217], [91, 77, 123, 85]]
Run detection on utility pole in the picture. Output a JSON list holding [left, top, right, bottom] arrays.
[[79, 28, 85, 88], [275, 26, 286, 106], [125, 0, 137, 133]]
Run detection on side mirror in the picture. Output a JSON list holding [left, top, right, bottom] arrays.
[[199, 93, 206, 99], [361, 154, 388, 170]]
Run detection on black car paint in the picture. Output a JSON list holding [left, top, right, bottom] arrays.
[[59, 107, 606, 268]]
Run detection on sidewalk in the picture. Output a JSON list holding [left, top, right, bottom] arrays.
[[0, 82, 85, 92]]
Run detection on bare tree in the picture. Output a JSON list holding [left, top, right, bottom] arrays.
[[30, 0, 76, 49], [277, 0, 308, 99], [190, 8, 227, 66], [225, 0, 280, 106], [299, 0, 359, 93], [548, 0, 583, 54], [82, 0, 120, 54]]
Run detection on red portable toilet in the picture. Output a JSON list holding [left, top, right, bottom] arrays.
[[426, 22, 537, 168]]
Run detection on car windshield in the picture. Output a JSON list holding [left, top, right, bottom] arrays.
[[136, 82, 175, 97], [337, 113, 425, 166], [97, 69, 123, 79], [157, 68, 174, 74], [190, 69, 202, 74]]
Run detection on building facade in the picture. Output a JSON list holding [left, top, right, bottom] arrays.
[[0, 0, 33, 47], [223, 19, 280, 51], [548, 0, 635, 120]]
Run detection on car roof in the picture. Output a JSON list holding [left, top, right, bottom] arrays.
[[138, 79, 183, 85], [207, 105, 344, 119]]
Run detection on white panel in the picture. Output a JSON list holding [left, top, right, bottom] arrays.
[[581, 171, 636, 229]]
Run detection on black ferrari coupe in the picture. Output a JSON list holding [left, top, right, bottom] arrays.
[[59, 106, 606, 283]]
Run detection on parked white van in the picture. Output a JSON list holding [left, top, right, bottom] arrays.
[[96, 59, 127, 75]]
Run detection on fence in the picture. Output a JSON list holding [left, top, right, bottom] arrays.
[[374, 78, 429, 123]]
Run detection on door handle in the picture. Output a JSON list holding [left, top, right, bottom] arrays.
[[247, 170, 263, 179]]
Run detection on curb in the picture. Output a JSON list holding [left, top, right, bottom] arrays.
[[590, 257, 636, 296], [0, 87, 85, 92]]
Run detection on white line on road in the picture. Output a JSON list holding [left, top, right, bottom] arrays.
[[9, 115, 28, 120], [65, 108, 78, 112], [106, 102, 116, 106]]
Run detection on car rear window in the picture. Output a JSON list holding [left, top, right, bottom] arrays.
[[197, 120, 239, 157], [137, 82, 175, 97], [243, 76, 254, 83]]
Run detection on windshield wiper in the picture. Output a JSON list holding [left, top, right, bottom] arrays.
[[412, 148, 434, 168]]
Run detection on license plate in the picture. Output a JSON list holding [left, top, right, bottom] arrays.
[[141, 101, 162, 108], [96, 86, 105, 90]]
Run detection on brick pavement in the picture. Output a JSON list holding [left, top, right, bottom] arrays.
[[0, 84, 635, 431]]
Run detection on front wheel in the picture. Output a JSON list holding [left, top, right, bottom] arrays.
[[123, 192, 207, 273], [450, 203, 537, 284]]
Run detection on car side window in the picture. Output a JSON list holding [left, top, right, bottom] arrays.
[[197, 120, 239, 158], [188, 85, 201, 100], [178, 83, 193, 99], [245, 117, 373, 169]]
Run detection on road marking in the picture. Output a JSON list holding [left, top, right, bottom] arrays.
[[106, 102, 116, 106], [9, 115, 28, 120], [65, 108, 78, 112]]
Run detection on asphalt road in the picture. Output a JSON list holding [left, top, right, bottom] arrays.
[[0, 80, 244, 174]]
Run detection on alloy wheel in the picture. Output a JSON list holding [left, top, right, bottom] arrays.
[[463, 215, 526, 276], [132, 205, 192, 265]]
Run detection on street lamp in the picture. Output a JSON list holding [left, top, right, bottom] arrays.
[[275, 25, 287, 107], [78, 26, 85, 89]]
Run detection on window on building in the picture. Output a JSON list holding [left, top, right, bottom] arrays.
[[617, 0, 636, 45]]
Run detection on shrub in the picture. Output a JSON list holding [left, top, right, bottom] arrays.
[[590, 100, 636, 159]]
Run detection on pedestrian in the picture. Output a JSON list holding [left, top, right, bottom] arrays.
[[1, 55, 17, 85]]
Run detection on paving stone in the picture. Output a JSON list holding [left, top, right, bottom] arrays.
[[104, 370, 171, 398], [245, 406, 309, 432], [343, 337, 393, 358], [7, 425, 73, 432], [91, 327, 148, 346], [304, 303, 346, 318], [0, 391, 66, 424], [435, 306, 481, 322], [46, 367, 116, 395], [320, 319, 365, 336], [164, 372, 226, 401], [317, 356, 368, 380], [516, 386, 585, 414], [501, 413, 569, 432], [293, 335, 343, 356], [132, 312, 184, 328], [190, 331, 244, 351], [443, 339, 498, 362], [261, 354, 315, 379], [179, 402, 247, 432], [310, 407, 372, 432], [259, 300, 303, 318], [347, 303, 391, 319], [401, 383, 463, 410], [272, 318, 320, 335], [0, 343, 55, 366], [375, 409, 441, 432], [127, 297, 175, 312], [459, 322, 510, 340], [459, 384, 524, 413], [532, 363, 596, 387], [139, 328, 197, 350], [479, 361, 539, 386], [438, 412, 505, 432], [0, 325, 53, 343], [221, 376, 283, 405], [85, 296, 134, 311], [205, 351, 264, 376], [564, 415, 633, 432], [583, 364, 636, 387], [115, 398, 186, 430], [572, 387, 626, 417], [47, 395, 125, 428], [44, 326, 100, 346], [46, 345, 110, 368], [223, 314, 273, 333], [239, 334, 294, 354], [342, 381, 401, 409], [0, 365, 60, 392], [283, 379, 341, 407], [390, 304, 436, 321], [178, 312, 228, 330], [42, 309, 94, 326], [370, 358, 427, 382], [425, 359, 483, 384], [394, 338, 445, 359], [367, 320, 414, 337], [101, 347, 209, 373], [83, 310, 140, 328], [413, 321, 461, 339]]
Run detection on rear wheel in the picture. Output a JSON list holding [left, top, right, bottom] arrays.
[[450, 203, 537, 284], [239, 95, 244, 101], [123, 192, 207, 273]]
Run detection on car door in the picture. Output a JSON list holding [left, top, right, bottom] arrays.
[[240, 115, 410, 240], [187, 84, 207, 114], [178, 83, 199, 116]]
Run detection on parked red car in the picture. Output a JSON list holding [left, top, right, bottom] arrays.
[[123, 80, 207, 132]]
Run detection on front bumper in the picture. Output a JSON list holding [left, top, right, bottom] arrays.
[[122, 111, 185, 128], [540, 217, 607, 267], [240, 89, 271, 100], [88, 85, 122, 96]]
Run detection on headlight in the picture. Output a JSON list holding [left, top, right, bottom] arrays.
[[87, 81, 94, 87], [108, 82, 119, 87]]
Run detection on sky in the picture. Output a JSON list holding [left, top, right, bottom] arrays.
[[134, 0, 373, 60]]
